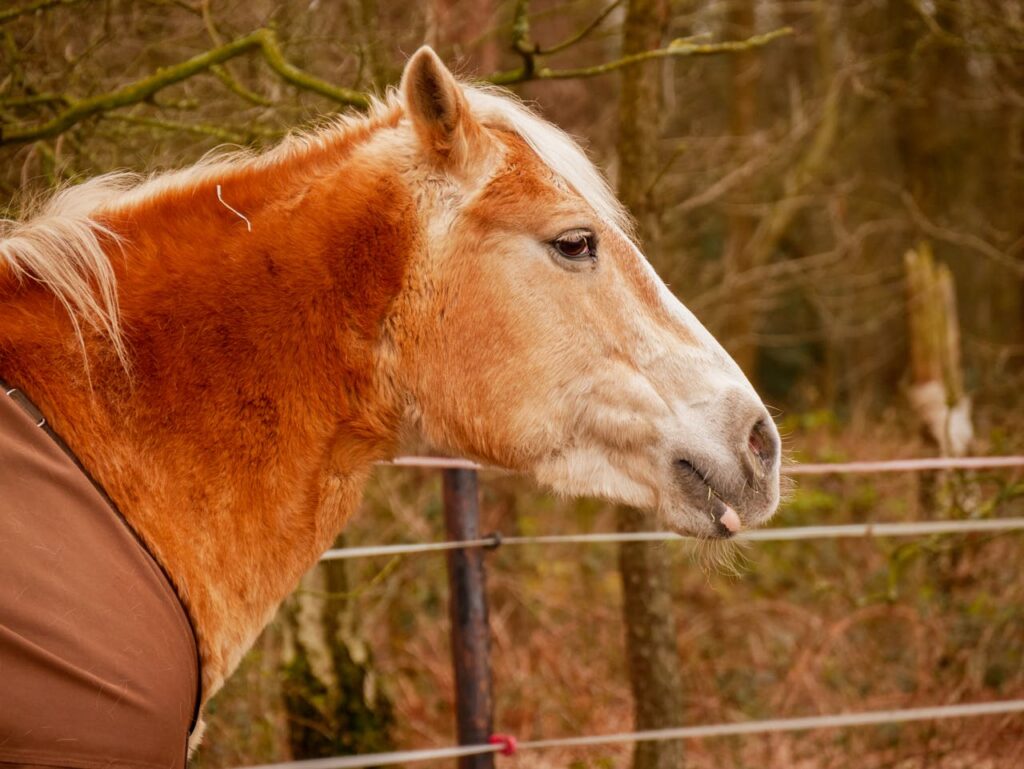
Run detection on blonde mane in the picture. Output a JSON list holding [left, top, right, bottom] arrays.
[[0, 83, 629, 361]]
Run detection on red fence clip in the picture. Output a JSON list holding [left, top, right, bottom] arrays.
[[489, 733, 518, 756]]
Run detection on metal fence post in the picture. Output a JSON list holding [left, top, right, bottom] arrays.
[[442, 468, 495, 769]]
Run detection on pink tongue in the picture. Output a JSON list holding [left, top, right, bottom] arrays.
[[720, 506, 742, 533]]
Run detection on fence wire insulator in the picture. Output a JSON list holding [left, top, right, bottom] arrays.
[[488, 734, 517, 756]]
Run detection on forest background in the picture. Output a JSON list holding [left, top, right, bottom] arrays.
[[2, 0, 1023, 767]]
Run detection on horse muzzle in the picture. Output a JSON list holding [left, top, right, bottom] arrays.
[[665, 389, 781, 539]]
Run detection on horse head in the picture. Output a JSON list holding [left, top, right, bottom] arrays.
[[389, 48, 781, 538]]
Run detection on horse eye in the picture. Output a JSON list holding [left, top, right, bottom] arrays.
[[551, 231, 596, 261]]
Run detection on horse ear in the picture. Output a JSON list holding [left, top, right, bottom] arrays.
[[401, 46, 479, 164]]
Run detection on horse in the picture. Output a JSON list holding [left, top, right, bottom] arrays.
[[0, 47, 781, 764]]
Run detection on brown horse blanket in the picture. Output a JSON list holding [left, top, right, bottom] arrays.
[[0, 389, 198, 769]]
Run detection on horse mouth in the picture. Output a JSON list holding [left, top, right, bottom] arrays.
[[673, 459, 743, 539]]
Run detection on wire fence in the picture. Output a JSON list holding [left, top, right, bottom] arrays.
[[236, 699, 1024, 769], [322, 454, 1024, 561], [321, 517, 1024, 561], [385, 454, 1024, 474], [262, 455, 1024, 767]]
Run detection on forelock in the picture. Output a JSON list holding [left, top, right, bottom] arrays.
[[462, 85, 635, 239]]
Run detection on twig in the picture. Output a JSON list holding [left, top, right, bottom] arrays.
[[537, 0, 623, 55], [211, 65, 274, 107], [142, 0, 201, 12], [671, 123, 808, 216], [200, 0, 274, 107], [906, 0, 1024, 53], [901, 191, 1024, 277], [104, 112, 269, 143], [0, 92, 70, 108]]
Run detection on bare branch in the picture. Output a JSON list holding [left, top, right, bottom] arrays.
[[907, 0, 1024, 52], [0, 92, 70, 109], [901, 191, 1024, 277], [537, 0, 623, 56], [200, 0, 274, 107], [210, 66, 274, 107], [510, 0, 536, 79], [104, 113, 271, 144], [0, 28, 369, 146], [1, 15, 791, 149], [0, 0, 86, 26], [257, 31, 367, 109], [486, 27, 794, 86], [671, 121, 811, 216], [691, 218, 906, 314]]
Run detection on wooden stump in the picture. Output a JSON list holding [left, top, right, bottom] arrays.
[[905, 243, 973, 457]]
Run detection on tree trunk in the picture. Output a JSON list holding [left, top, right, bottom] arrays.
[[616, 0, 666, 247], [617, 508, 685, 769], [281, 554, 394, 758], [615, 2, 684, 769], [720, 0, 760, 377]]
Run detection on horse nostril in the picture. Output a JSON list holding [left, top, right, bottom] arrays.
[[748, 417, 778, 473]]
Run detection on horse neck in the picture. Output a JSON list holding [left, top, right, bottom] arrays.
[[0, 131, 418, 696]]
